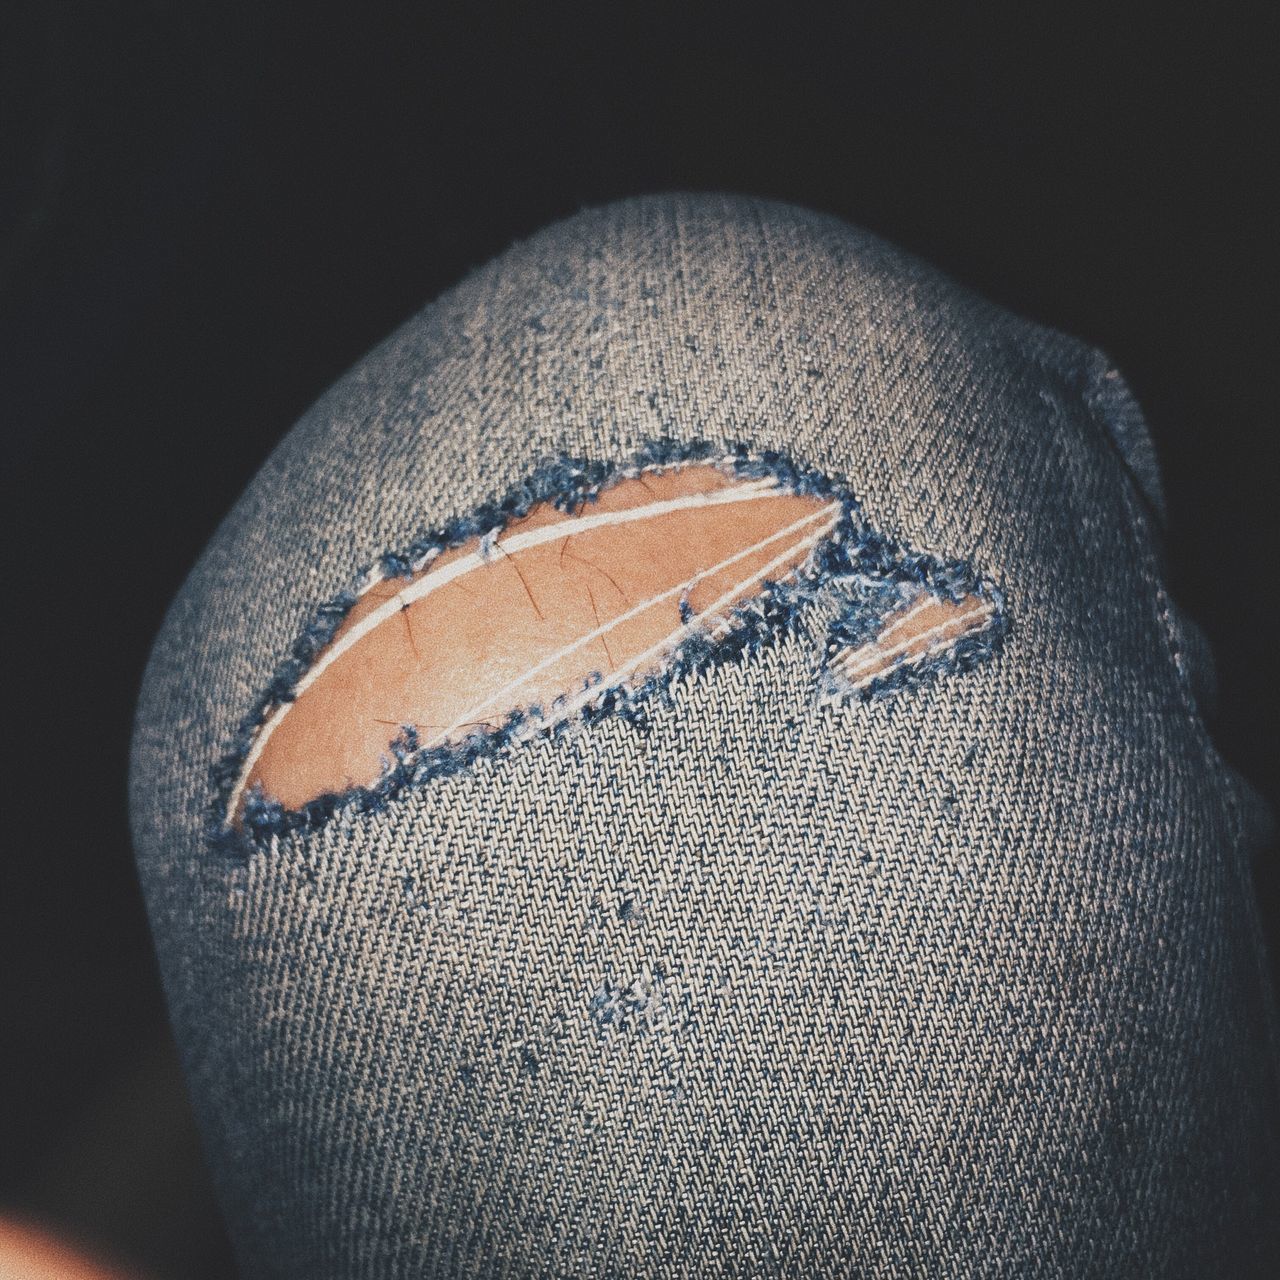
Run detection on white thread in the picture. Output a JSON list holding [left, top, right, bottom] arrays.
[[832, 599, 995, 686], [834, 599, 994, 680], [854, 589, 937, 647], [296, 479, 782, 700], [433, 502, 842, 744], [351, 466, 775, 600], [838, 625, 991, 697], [522, 522, 838, 735], [226, 476, 806, 821]]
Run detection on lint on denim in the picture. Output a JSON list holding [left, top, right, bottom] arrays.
[[211, 438, 1009, 852]]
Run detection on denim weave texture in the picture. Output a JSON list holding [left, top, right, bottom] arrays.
[[131, 195, 1279, 1277]]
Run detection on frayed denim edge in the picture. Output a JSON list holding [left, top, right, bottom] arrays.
[[817, 585, 1009, 704], [211, 438, 1007, 857]]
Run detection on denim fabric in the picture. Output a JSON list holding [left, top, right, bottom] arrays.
[[131, 195, 1279, 1277]]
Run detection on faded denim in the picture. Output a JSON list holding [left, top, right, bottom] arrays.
[[131, 195, 1280, 1277]]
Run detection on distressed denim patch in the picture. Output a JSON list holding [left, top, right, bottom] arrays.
[[213, 439, 1008, 849]]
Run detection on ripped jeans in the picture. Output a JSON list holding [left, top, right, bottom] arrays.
[[131, 196, 1279, 1277]]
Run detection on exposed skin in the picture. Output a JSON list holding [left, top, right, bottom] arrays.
[[826, 592, 996, 695], [241, 462, 993, 819], [245, 465, 834, 814]]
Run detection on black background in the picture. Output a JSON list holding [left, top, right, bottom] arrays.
[[3, 2, 1276, 1275]]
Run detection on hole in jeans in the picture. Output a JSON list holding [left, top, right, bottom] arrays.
[[213, 441, 1008, 847], [234, 463, 837, 819]]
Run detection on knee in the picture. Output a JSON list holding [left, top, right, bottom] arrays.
[[130, 194, 1274, 1279], [137, 191, 1161, 842]]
